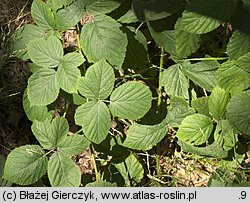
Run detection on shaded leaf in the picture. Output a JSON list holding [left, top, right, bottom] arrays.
[[180, 0, 237, 34], [214, 120, 237, 151], [47, 0, 74, 11], [72, 93, 87, 105], [148, 22, 176, 56], [23, 89, 51, 122], [132, 0, 182, 21], [227, 30, 250, 60], [191, 97, 210, 118], [123, 26, 148, 69], [181, 60, 219, 91], [114, 154, 144, 184], [118, 9, 138, 24], [178, 140, 228, 158], [175, 18, 201, 59], [86, 181, 117, 187], [86, 0, 124, 14], [218, 61, 250, 95], [226, 90, 250, 135], [166, 97, 195, 127], [0, 155, 12, 187], [235, 51, 250, 72], [11, 24, 45, 60]]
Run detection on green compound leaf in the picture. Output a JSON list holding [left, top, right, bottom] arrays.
[[56, 52, 85, 94], [132, 0, 182, 21], [75, 101, 111, 144], [27, 35, 63, 68], [123, 26, 148, 69], [176, 114, 213, 145], [118, 9, 139, 24], [181, 60, 219, 92], [31, 0, 55, 31], [29, 63, 43, 73], [62, 52, 85, 67], [58, 135, 90, 156], [123, 119, 168, 151], [160, 64, 189, 99], [11, 24, 45, 60], [178, 140, 228, 158], [23, 89, 51, 122], [191, 97, 210, 118], [51, 117, 69, 145], [235, 52, 250, 72], [86, 0, 124, 15], [72, 93, 87, 105], [214, 120, 237, 151], [54, 0, 85, 30], [208, 86, 229, 120], [86, 181, 117, 187], [80, 15, 127, 67], [147, 22, 176, 56], [175, 18, 201, 59], [32, 119, 53, 149], [166, 97, 195, 128], [27, 68, 60, 106], [32, 117, 69, 149], [180, 0, 237, 34], [227, 30, 250, 60], [3, 145, 48, 185], [114, 154, 144, 184], [47, 0, 74, 11], [110, 81, 152, 120], [77, 60, 115, 100], [226, 90, 250, 135], [48, 152, 81, 187], [218, 61, 250, 95], [56, 63, 80, 94]]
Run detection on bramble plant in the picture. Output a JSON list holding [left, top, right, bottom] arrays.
[[2, 0, 250, 186]]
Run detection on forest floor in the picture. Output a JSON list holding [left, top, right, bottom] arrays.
[[0, 0, 33, 156]]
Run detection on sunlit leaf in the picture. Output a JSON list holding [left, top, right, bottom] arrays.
[[4, 145, 48, 185]]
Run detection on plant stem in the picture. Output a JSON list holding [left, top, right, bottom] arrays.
[[76, 23, 86, 74], [156, 154, 162, 178], [157, 47, 165, 107], [90, 144, 101, 182], [63, 99, 69, 117]]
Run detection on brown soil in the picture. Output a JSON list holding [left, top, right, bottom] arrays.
[[0, 0, 32, 156]]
